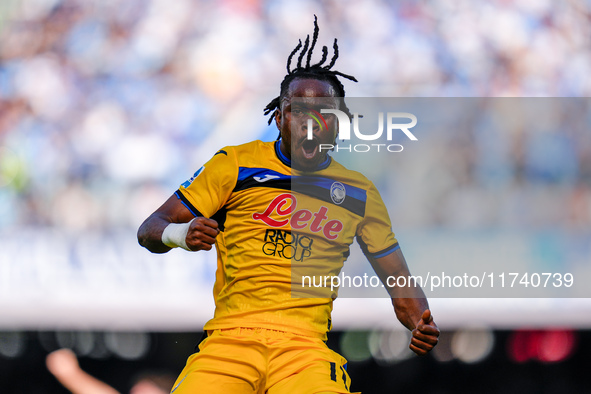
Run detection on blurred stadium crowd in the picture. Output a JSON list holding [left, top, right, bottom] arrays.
[[1, 0, 591, 234], [1, 1, 591, 393]]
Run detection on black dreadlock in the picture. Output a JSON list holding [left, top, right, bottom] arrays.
[[264, 15, 357, 133]]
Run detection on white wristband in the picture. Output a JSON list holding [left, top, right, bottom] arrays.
[[161, 218, 195, 251]]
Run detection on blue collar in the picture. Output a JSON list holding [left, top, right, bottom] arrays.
[[274, 139, 331, 171]]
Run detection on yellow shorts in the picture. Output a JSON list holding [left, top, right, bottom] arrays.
[[170, 327, 359, 394]]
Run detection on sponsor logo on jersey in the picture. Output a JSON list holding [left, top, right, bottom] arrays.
[[330, 182, 346, 205], [262, 229, 313, 261], [253, 174, 280, 183], [252, 193, 343, 240]]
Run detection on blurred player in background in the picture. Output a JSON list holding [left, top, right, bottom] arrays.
[[46, 348, 175, 394], [138, 17, 438, 393]]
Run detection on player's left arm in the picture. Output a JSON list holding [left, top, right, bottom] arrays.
[[360, 182, 439, 355], [368, 249, 440, 356]]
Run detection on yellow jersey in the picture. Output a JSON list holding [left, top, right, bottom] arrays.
[[177, 140, 398, 339]]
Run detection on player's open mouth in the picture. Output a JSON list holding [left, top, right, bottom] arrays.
[[302, 139, 318, 159]]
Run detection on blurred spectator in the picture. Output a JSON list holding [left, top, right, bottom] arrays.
[[1, 0, 590, 233], [46, 348, 174, 394]]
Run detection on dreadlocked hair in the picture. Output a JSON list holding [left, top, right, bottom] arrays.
[[264, 15, 357, 131]]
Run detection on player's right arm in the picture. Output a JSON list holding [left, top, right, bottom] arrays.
[[137, 194, 219, 254], [139, 146, 236, 254]]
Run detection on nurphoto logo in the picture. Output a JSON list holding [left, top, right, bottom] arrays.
[[306, 109, 418, 153]]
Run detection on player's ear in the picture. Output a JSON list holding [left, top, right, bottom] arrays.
[[334, 122, 339, 143], [333, 119, 338, 144], [274, 109, 281, 130]]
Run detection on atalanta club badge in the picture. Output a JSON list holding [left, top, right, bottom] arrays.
[[330, 182, 346, 205]]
